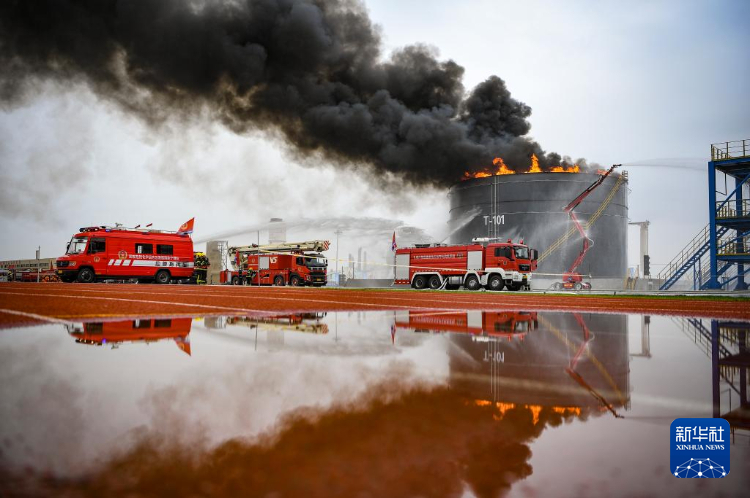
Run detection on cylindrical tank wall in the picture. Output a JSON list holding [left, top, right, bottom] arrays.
[[448, 173, 628, 278], [447, 312, 630, 408]]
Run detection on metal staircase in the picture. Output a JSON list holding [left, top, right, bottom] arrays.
[[657, 224, 729, 290]]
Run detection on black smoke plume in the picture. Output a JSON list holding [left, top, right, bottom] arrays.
[[0, 0, 581, 186]]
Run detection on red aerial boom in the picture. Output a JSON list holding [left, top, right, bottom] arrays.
[[559, 164, 620, 290]]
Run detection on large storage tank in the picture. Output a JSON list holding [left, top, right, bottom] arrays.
[[448, 172, 628, 281]]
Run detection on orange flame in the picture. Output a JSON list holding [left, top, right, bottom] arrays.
[[463, 154, 582, 180], [463, 157, 513, 179], [529, 154, 541, 173], [493, 157, 514, 175], [472, 400, 583, 425], [550, 164, 581, 173]]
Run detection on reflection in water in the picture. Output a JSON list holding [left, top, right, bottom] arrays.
[[671, 317, 750, 437], [67, 318, 193, 355], [12, 387, 591, 497], [395, 310, 630, 416], [213, 312, 329, 335], [2, 310, 748, 497]]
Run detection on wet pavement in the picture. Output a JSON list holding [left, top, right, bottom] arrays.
[[1, 310, 748, 497]]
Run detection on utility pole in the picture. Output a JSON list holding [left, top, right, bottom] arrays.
[[628, 221, 650, 277], [334, 229, 343, 285], [256, 229, 260, 286], [36, 246, 40, 283]]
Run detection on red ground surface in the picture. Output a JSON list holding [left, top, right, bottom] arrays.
[[1, 282, 748, 326]]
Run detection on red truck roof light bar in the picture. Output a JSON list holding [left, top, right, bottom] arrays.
[[471, 237, 527, 246], [78, 225, 187, 236]]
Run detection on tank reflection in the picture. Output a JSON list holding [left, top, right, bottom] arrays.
[[66, 318, 192, 356], [394, 310, 630, 417]]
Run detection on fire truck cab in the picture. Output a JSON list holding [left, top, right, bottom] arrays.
[[56, 221, 195, 284], [395, 238, 537, 291]]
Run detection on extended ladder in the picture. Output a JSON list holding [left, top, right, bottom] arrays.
[[538, 173, 627, 264]]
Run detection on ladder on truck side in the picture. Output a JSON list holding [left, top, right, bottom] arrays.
[[229, 240, 330, 256]]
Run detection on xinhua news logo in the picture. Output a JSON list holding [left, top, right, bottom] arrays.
[[670, 418, 730, 478]]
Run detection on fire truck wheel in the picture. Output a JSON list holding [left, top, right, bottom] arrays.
[[412, 275, 427, 289], [274, 275, 285, 286], [574, 282, 583, 291], [464, 275, 480, 291], [428, 275, 441, 289], [155, 270, 171, 284], [290, 275, 302, 286], [231, 276, 239, 285], [76, 268, 95, 283], [553, 282, 562, 290], [488, 275, 504, 291], [508, 283, 521, 291]]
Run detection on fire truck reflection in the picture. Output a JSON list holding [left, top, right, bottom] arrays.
[[223, 313, 329, 335], [66, 318, 192, 355], [205, 312, 328, 335], [395, 310, 537, 339]]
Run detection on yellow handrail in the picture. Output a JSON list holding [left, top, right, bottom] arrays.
[[711, 139, 750, 161]]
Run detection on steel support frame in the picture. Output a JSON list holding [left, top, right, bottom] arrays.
[[708, 163, 750, 289], [712, 320, 720, 417], [736, 179, 748, 289], [708, 162, 720, 288]]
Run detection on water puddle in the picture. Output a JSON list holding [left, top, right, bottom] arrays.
[[1, 310, 748, 496]]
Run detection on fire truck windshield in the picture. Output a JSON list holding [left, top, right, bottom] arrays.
[[306, 256, 326, 267], [514, 246, 529, 260], [66, 237, 88, 255]]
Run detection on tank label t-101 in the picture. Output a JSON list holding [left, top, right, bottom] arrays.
[[483, 215, 505, 225]]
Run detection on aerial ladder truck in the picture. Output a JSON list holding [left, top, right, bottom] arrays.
[[555, 164, 620, 290], [226, 240, 330, 287]]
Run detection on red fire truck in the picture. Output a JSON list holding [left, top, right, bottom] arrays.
[[395, 310, 538, 338], [226, 240, 329, 286], [394, 238, 538, 290], [67, 317, 192, 355], [56, 219, 196, 284]]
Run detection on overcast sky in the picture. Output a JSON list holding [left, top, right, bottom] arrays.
[[1, 0, 748, 275]]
